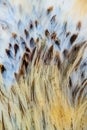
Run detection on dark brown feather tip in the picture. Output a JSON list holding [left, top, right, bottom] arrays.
[[12, 32, 17, 39], [51, 32, 56, 40], [76, 21, 81, 30], [30, 23, 33, 30], [24, 29, 29, 39], [70, 34, 78, 44], [47, 6, 53, 14], [1, 65, 6, 73], [14, 44, 19, 56], [5, 49, 11, 57], [45, 29, 50, 37], [35, 20, 38, 28]]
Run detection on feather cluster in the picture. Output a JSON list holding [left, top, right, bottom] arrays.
[[0, 0, 87, 130]]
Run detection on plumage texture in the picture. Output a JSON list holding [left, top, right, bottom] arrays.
[[0, 0, 87, 130], [0, 42, 87, 130]]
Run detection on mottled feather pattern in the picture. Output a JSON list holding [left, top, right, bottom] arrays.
[[0, 0, 87, 130]]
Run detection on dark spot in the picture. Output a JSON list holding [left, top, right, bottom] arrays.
[[22, 59, 28, 70], [24, 29, 29, 39], [63, 21, 67, 32], [76, 21, 81, 30], [35, 20, 38, 28], [69, 77, 72, 88], [71, 44, 80, 53], [12, 33, 17, 39], [30, 23, 33, 30], [30, 37, 35, 48], [66, 32, 71, 37], [22, 41, 26, 45], [81, 71, 84, 79], [22, 53, 30, 71], [73, 45, 79, 52], [51, 32, 56, 40], [9, 43, 12, 48], [54, 53, 61, 69], [20, 37, 26, 45], [70, 34, 78, 44], [25, 46, 30, 53], [82, 62, 87, 68], [23, 53, 30, 61], [1, 65, 6, 73], [55, 39, 60, 46], [45, 29, 50, 37], [14, 44, 19, 56], [68, 44, 81, 64], [63, 49, 68, 58], [5, 49, 12, 58], [47, 6, 53, 14], [14, 73, 18, 81], [50, 15, 56, 23], [44, 45, 53, 64], [3, 2, 6, 5]]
